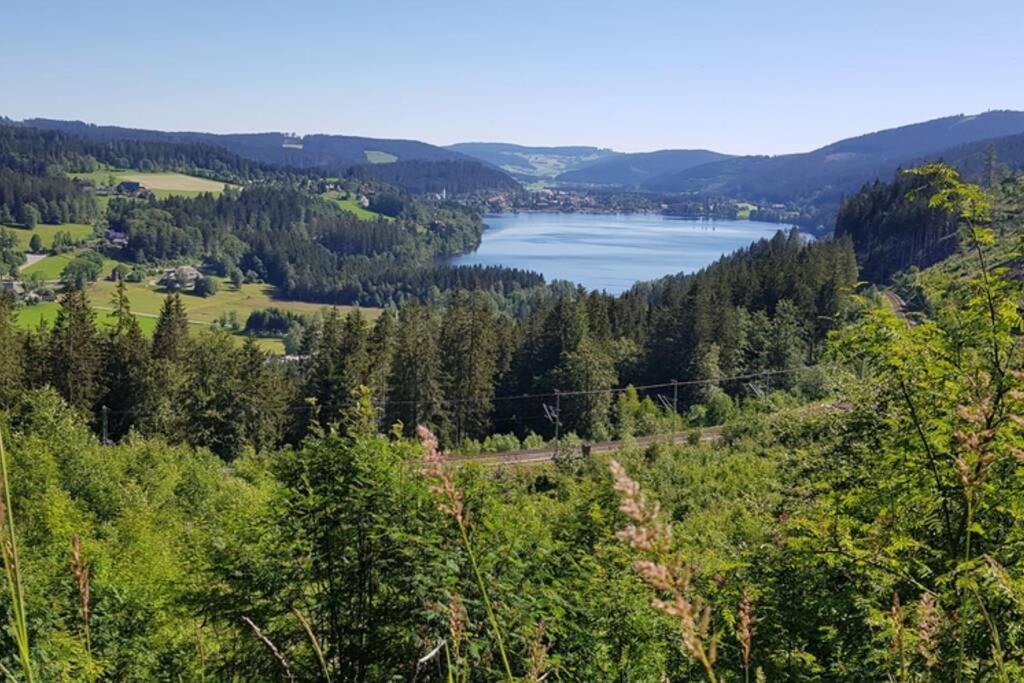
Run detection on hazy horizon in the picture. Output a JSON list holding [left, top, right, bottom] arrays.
[[6, 0, 1024, 155]]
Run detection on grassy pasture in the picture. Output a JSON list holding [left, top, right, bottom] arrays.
[[14, 279, 379, 353], [22, 250, 123, 280], [321, 192, 394, 222], [22, 252, 78, 279], [68, 170, 238, 198], [3, 223, 95, 252], [364, 150, 398, 164]]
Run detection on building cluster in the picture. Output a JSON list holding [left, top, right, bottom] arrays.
[[72, 177, 153, 198]]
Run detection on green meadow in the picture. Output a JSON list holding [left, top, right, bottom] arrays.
[[364, 150, 398, 164], [67, 169, 238, 198], [321, 192, 394, 221], [15, 278, 379, 353], [3, 223, 96, 251]]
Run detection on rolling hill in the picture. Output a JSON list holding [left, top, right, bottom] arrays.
[[555, 149, 734, 186], [19, 118, 466, 169], [642, 111, 1024, 205], [447, 142, 620, 180]]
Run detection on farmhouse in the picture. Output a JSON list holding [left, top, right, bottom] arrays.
[[105, 229, 129, 247], [116, 181, 151, 197], [157, 266, 203, 290], [1, 280, 24, 296]]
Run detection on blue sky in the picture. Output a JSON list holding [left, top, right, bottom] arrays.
[[4, 0, 1023, 154]]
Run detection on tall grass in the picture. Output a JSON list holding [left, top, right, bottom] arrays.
[[70, 533, 94, 681], [0, 429, 33, 683], [418, 425, 514, 681], [609, 458, 720, 683]]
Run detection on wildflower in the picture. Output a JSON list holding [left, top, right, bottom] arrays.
[[914, 593, 940, 668], [608, 459, 719, 683]]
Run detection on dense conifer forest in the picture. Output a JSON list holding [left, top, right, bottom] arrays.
[[3, 112, 1024, 680]]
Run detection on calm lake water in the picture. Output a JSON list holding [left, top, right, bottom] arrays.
[[451, 212, 790, 293]]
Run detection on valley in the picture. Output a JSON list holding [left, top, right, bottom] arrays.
[[1, 11, 1024, 674]]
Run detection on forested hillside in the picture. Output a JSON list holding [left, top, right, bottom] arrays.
[[1, 164, 1023, 679], [18, 118, 467, 168], [556, 149, 734, 186], [642, 111, 1024, 204], [447, 142, 621, 180], [346, 158, 520, 194], [0, 124, 536, 307], [835, 166, 961, 281]]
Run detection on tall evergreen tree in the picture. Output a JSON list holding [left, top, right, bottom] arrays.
[[47, 287, 102, 414], [0, 291, 23, 408], [238, 336, 291, 453], [441, 291, 500, 442], [387, 303, 446, 436], [152, 293, 190, 361], [101, 280, 151, 439]]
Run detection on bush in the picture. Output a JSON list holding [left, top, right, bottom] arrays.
[[704, 388, 735, 425], [193, 277, 219, 297], [481, 433, 521, 453], [60, 250, 104, 288], [245, 308, 305, 337]]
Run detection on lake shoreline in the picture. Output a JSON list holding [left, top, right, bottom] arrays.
[[451, 212, 797, 294]]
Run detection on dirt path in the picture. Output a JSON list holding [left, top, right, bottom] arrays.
[[22, 253, 48, 269]]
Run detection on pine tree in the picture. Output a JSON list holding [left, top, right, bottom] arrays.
[[387, 303, 446, 436], [367, 309, 397, 416], [441, 291, 500, 442], [101, 280, 151, 439], [238, 336, 290, 452], [47, 287, 102, 414], [0, 291, 23, 408], [152, 293, 189, 361], [553, 336, 617, 441], [304, 309, 346, 424]]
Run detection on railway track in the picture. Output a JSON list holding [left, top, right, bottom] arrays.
[[448, 426, 724, 467], [448, 401, 848, 467]]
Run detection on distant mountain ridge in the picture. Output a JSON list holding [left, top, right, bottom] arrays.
[[555, 149, 734, 186], [446, 142, 620, 180], [19, 118, 467, 169], [642, 111, 1024, 204]]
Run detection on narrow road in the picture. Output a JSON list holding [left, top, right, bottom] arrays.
[[22, 253, 48, 269], [93, 306, 213, 326]]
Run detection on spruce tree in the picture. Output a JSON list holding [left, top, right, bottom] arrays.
[[152, 293, 189, 361], [441, 291, 500, 442], [0, 291, 23, 408], [101, 280, 151, 439], [387, 303, 446, 437], [47, 287, 102, 414]]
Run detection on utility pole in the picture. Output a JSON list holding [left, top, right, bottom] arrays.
[[101, 405, 109, 445], [554, 390, 561, 444]]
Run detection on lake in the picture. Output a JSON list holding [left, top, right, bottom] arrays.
[[450, 212, 791, 293]]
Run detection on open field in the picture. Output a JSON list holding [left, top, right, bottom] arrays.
[[321, 192, 394, 221], [22, 250, 123, 280], [68, 169, 238, 198], [86, 280, 378, 325], [22, 252, 78, 279], [3, 223, 95, 252], [14, 279, 379, 353], [736, 202, 757, 220], [364, 150, 398, 164]]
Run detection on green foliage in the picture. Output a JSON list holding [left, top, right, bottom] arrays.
[[60, 250, 104, 288], [192, 276, 218, 297]]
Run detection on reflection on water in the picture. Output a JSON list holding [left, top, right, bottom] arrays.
[[450, 212, 791, 293]]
